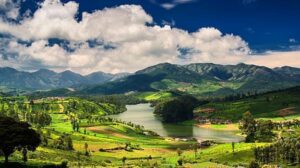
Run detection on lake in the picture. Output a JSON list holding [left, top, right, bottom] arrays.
[[111, 103, 243, 142]]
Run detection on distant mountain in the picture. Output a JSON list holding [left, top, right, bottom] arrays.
[[2, 63, 300, 96], [183, 63, 298, 93], [85, 72, 115, 84], [79, 63, 300, 96], [79, 63, 202, 95], [0, 67, 128, 90]]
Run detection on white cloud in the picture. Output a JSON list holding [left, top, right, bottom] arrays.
[[0, 0, 298, 75], [161, 3, 176, 10], [0, 1, 153, 42], [0, 0, 20, 19], [246, 51, 300, 68], [160, 0, 196, 10], [289, 38, 296, 43], [0, 0, 251, 74]]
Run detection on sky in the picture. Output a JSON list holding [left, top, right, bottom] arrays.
[[0, 0, 299, 74]]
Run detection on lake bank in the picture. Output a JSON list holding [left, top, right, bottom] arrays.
[[110, 103, 244, 143]]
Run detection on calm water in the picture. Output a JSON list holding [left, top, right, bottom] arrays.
[[111, 103, 243, 142]]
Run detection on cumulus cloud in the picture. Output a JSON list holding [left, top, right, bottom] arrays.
[[0, 0, 20, 19], [0, 0, 298, 75], [246, 51, 300, 68], [0, 0, 252, 74]]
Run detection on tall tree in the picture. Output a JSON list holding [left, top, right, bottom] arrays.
[[239, 111, 256, 142], [0, 117, 41, 163]]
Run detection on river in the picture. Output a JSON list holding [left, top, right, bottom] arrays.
[[110, 103, 243, 142]]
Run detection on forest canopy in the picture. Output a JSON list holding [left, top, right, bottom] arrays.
[[154, 95, 199, 123]]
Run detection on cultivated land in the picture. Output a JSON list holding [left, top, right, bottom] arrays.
[[194, 86, 300, 122], [1, 87, 300, 167]]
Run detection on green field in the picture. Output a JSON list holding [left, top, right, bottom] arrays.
[[135, 91, 174, 101], [196, 87, 300, 121], [1, 111, 271, 167], [1, 91, 300, 167], [150, 79, 243, 96]]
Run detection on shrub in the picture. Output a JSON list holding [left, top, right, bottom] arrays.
[[248, 160, 260, 168], [104, 159, 112, 163], [177, 158, 183, 166], [61, 160, 68, 168]]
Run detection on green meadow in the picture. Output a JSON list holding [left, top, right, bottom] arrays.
[[1, 87, 300, 167]]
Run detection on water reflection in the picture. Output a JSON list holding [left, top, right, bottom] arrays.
[[110, 103, 243, 142]]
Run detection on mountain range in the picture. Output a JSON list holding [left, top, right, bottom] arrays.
[[0, 67, 128, 91], [79, 63, 300, 96], [1, 63, 300, 96]]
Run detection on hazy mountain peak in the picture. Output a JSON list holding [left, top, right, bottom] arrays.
[[0, 67, 18, 73], [1, 63, 300, 93], [33, 69, 57, 76]]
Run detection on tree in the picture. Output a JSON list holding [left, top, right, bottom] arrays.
[[65, 135, 74, 150], [0, 104, 6, 117], [177, 158, 183, 166], [53, 134, 73, 150], [76, 151, 81, 168], [22, 148, 28, 163], [0, 117, 41, 163], [239, 111, 256, 142], [255, 120, 274, 142], [122, 156, 127, 166], [84, 142, 89, 156], [193, 143, 198, 158], [248, 160, 259, 168], [177, 148, 183, 156], [154, 95, 198, 123]]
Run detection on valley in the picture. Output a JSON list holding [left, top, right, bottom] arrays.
[[1, 0, 300, 167], [1, 85, 300, 167]]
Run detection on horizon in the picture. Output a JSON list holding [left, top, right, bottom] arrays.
[[1, 62, 299, 75]]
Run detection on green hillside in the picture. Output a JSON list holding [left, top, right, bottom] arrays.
[[78, 63, 300, 97], [195, 86, 300, 122], [1, 92, 300, 167]]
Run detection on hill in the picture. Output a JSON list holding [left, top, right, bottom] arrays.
[[3, 63, 300, 96], [79, 63, 300, 96], [195, 86, 300, 122], [0, 67, 128, 90]]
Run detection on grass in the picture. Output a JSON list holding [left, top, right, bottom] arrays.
[[196, 87, 300, 121], [163, 142, 268, 167], [258, 114, 300, 122], [150, 79, 244, 96], [135, 91, 174, 101], [2, 93, 300, 167], [0, 117, 298, 167], [0, 110, 262, 167]]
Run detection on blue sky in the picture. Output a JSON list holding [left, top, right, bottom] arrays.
[[61, 0, 300, 52], [0, 0, 299, 74]]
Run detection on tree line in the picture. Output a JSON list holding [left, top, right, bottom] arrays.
[[254, 137, 300, 165]]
